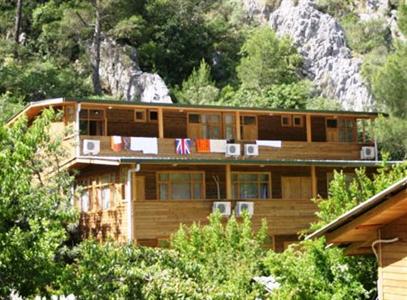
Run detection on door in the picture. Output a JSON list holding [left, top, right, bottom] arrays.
[[132, 175, 145, 201], [282, 177, 312, 200], [326, 118, 338, 142], [240, 115, 258, 140]]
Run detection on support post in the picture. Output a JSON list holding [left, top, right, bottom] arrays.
[[306, 114, 312, 143], [226, 164, 232, 199], [235, 111, 241, 141], [311, 165, 317, 198], [158, 107, 164, 138]]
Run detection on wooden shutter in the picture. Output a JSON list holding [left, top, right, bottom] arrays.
[[282, 177, 312, 200]]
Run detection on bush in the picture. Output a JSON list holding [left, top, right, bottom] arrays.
[[341, 15, 390, 55]]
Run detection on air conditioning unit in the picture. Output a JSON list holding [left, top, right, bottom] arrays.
[[83, 139, 100, 155], [213, 201, 231, 216], [244, 144, 259, 156], [226, 143, 241, 157], [360, 146, 375, 160], [236, 201, 254, 217]]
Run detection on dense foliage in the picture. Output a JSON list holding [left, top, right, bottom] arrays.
[[60, 213, 269, 299], [0, 110, 77, 297]]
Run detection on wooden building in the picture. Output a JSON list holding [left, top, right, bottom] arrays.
[[307, 177, 407, 300], [9, 98, 390, 250]]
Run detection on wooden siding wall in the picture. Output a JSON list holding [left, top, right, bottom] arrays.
[[379, 216, 407, 300], [107, 109, 158, 137], [133, 199, 317, 248], [76, 165, 129, 242], [311, 116, 326, 142], [258, 115, 307, 141], [164, 111, 187, 138]]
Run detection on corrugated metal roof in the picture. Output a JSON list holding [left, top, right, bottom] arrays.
[[30, 97, 384, 116]]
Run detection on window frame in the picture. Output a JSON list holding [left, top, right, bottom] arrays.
[[187, 112, 222, 139], [240, 114, 258, 141], [134, 109, 147, 123], [292, 115, 304, 128], [281, 115, 292, 127], [231, 172, 271, 200], [156, 171, 206, 200], [148, 110, 158, 123], [79, 108, 106, 136]]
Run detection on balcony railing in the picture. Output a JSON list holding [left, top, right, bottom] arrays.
[[79, 135, 372, 161]]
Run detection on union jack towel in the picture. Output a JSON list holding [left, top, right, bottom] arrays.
[[175, 138, 191, 155]]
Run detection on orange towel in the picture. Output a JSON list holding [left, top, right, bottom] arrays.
[[111, 136, 123, 152], [196, 139, 210, 153]]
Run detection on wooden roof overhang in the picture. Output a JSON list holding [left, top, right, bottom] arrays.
[[306, 177, 407, 255], [7, 98, 383, 125]]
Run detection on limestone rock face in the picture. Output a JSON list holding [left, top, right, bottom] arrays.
[[99, 38, 172, 103], [269, 0, 374, 110]]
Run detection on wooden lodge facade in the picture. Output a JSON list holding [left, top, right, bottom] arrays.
[[10, 98, 386, 250]]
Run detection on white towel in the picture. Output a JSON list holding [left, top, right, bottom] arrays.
[[256, 140, 282, 148], [130, 137, 158, 154], [112, 135, 122, 144], [210, 139, 227, 153]]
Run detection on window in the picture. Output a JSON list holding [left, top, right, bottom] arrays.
[[79, 109, 105, 136], [80, 190, 90, 212], [240, 115, 258, 140], [157, 172, 205, 200], [135, 109, 146, 122], [148, 110, 158, 122], [223, 113, 235, 140], [293, 116, 304, 127], [326, 119, 337, 128], [188, 113, 221, 139], [338, 119, 355, 142], [281, 116, 291, 127], [232, 172, 270, 199], [95, 175, 112, 210]]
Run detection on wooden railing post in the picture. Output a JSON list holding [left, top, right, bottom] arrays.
[[311, 165, 317, 198], [235, 111, 241, 141], [158, 107, 164, 138], [306, 114, 312, 143], [226, 164, 232, 199]]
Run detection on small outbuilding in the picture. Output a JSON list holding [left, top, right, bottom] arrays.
[[307, 177, 407, 300]]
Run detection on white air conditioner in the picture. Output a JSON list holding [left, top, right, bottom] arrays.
[[235, 201, 254, 217], [360, 146, 375, 160], [244, 144, 259, 156], [213, 201, 231, 216], [226, 143, 241, 157], [83, 139, 100, 155]]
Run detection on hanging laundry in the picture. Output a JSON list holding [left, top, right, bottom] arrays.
[[196, 139, 210, 153], [111, 136, 123, 152], [123, 137, 131, 150], [210, 139, 227, 153], [256, 140, 282, 148], [130, 137, 158, 154], [175, 138, 191, 155]]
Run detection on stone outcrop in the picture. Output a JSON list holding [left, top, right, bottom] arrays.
[[99, 39, 172, 103], [269, 0, 374, 110]]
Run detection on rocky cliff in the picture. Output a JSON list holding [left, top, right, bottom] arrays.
[[99, 39, 172, 103]]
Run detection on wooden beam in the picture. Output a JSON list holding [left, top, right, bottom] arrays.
[[311, 166, 317, 198], [326, 190, 407, 244], [306, 114, 312, 142], [235, 111, 241, 141], [226, 164, 232, 199], [158, 107, 164, 138]]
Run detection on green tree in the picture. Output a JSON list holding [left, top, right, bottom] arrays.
[[0, 110, 78, 297], [175, 59, 219, 105], [237, 26, 302, 91], [398, 2, 407, 36]]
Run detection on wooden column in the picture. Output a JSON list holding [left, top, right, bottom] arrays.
[[226, 164, 232, 199], [235, 111, 241, 141], [306, 114, 312, 143], [311, 165, 317, 198], [158, 107, 164, 138]]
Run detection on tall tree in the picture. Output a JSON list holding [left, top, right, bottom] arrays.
[[14, 0, 22, 45], [0, 110, 78, 297], [90, 0, 102, 95]]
